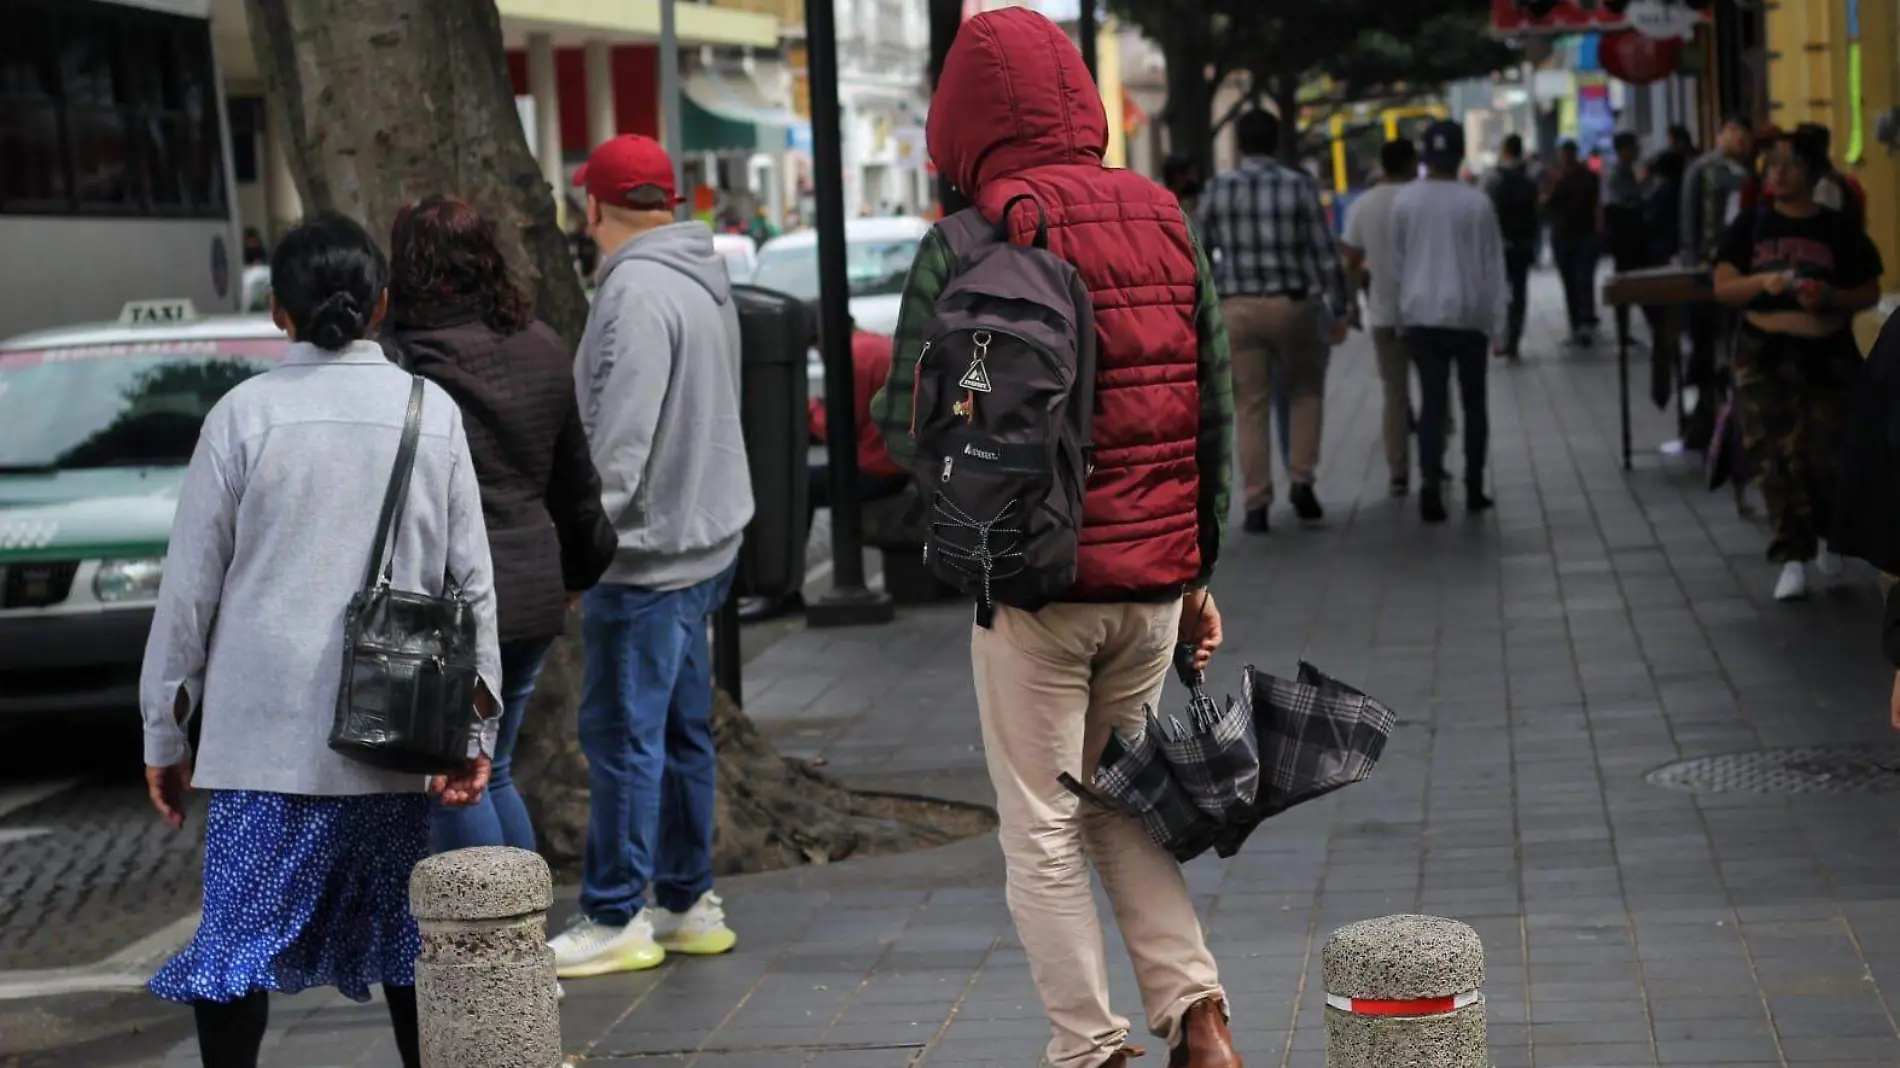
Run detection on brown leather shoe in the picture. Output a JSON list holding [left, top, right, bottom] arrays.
[[1168, 997, 1242, 1068], [1103, 1043, 1146, 1067]]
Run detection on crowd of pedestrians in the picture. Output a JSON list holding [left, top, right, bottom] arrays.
[[128, 6, 1900, 1067], [138, 130, 754, 1064]]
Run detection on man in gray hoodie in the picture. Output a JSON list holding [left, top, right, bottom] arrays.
[[551, 134, 755, 979]]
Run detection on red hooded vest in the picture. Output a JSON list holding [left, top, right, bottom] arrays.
[[927, 7, 1204, 599]]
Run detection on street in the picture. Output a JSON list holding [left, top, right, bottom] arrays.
[[6, 269, 1900, 1066]]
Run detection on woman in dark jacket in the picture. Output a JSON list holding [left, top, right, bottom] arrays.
[[387, 195, 616, 853]]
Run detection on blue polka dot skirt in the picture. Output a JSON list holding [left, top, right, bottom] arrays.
[[150, 790, 429, 1005]]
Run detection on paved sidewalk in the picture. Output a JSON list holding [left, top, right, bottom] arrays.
[[27, 269, 1900, 1067]]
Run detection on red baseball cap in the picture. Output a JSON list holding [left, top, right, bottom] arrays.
[[573, 134, 683, 208]]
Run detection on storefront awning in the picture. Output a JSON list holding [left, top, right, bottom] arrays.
[[680, 66, 811, 155]]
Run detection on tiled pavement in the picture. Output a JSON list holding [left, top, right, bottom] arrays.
[[42, 269, 1900, 1066]]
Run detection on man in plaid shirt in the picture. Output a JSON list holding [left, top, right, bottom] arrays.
[[1196, 109, 1351, 533], [1678, 116, 1759, 447]]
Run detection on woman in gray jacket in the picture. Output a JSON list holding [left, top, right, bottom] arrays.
[[138, 213, 501, 1068]]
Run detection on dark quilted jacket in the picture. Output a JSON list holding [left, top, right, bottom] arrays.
[[386, 305, 616, 641]]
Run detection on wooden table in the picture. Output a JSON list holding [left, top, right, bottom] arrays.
[[1602, 266, 1713, 470]]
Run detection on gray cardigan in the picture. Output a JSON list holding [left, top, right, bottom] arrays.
[[139, 340, 502, 795]]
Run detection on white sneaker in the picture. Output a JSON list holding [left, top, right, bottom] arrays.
[[1815, 547, 1844, 577], [548, 913, 665, 978], [1774, 561, 1809, 602], [650, 891, 738, 955]]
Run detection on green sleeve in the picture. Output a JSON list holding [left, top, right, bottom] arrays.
[[1188, 219, 1233, 584], [871, 226, 954, 471]]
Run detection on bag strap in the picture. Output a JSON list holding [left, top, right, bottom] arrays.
[[362, 376, 426, 591]]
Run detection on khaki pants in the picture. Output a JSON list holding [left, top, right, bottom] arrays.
[[1224, 295, 1325, 509], [1371, 326, 1411, 481], [972, 602, 1223, 1068]]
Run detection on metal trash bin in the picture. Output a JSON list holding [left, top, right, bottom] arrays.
[[731, 284, 813, 602]]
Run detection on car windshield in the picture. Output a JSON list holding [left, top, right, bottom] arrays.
[[720, 250, 754, 283], [0, 339, 283, 470], [750, 237, 921, 302]]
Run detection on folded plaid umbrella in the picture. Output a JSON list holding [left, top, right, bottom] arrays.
[[1153, 643, 1261, 825], [1060, 659, 1397, 864], [1059, 716, 1222, 863]]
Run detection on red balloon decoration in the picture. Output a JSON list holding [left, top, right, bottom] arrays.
[[1598, 29, 1683, 85]]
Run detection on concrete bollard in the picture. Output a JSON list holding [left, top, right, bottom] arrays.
[[409, 846, 563, 1068], [1322, 914, 1486, 1068]]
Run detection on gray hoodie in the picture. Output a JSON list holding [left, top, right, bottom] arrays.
[[576, 221, 753, 591]]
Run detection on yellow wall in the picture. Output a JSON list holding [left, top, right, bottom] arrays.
[[1764, 0, 1900, 293], [1099, 18, 1125, 168]]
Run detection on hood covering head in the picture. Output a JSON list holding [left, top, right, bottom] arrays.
[[925, 6, 1108, 198], [601, 221, 733, 305]]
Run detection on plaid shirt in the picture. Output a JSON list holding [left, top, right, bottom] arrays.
[[1195, 157, 1351, 313], [872, 210, 1234, 584]]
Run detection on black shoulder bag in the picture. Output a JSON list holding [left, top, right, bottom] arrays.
[[329, 376, 484, 774]]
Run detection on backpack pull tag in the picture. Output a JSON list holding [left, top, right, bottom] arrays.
[[958, 330, 994, 393]]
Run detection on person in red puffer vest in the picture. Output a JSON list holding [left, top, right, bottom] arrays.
[[870, 8, 1238, 1068]]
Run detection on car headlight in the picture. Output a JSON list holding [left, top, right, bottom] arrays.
[[94, 557, 165, 603]]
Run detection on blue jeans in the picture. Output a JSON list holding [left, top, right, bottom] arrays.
[[430, 636, 555, 854], [578, 564, 735, 925]]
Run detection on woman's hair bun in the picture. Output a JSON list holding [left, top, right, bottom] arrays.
[[268, 213, 390, 352], [308, 292, 364, 350]]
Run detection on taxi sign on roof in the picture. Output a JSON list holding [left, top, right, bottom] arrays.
[[119, 299, 200, 325]]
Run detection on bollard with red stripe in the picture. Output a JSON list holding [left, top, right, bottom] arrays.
[[1322, 914, 1487, 1068]]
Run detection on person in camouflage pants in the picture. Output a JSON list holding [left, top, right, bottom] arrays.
[[1731, 326, 1858, 563]]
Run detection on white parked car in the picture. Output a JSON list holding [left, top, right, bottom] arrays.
[[750, 216, 930, 402], [712, 232, 758, 285], [0, 300, 289, 716]]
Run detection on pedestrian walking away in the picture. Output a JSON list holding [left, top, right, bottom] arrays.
[[1711, 127, 1883, 602], [138, 213, 503, 1068], [1343, 137, 1421, 495], [1197, 109, 1350, 532], [1542, 140, 1602, 346], [874, 8, 1240, 1065], [385, 195, 618, 856], [1603, 132, 1650, 351], [1678, 116, 1761, 448], [553, 134, 755, 978], [1391, 120, 1509, 524], [1484, 134, 1540, 363]]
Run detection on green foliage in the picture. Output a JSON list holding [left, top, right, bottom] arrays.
[[1110, 0, 1515, 127]]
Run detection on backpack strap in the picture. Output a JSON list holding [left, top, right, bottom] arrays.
[[995, 194, 1051, 248]]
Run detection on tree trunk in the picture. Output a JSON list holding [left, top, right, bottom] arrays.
[[246, 0, 588, 347], [1160, 31, 1216, 180], [1270, 81, 1302, 163], [246, 0, 968, 876]]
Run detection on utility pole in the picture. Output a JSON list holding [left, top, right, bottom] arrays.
[[661, 0, 684, 219], [927, 0, 969, 214], [805, 0, 895, 628], [1078, 0, 1098, 80]]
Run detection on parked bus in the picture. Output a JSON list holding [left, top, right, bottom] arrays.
[[0, 0, 241, 340]]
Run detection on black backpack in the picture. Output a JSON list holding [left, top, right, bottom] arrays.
[[911, 195, 1097, 621]]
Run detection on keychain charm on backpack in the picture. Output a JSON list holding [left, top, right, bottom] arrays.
[[958, 330, 995, 393]]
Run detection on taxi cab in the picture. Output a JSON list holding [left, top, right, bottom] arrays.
[[0, 300, 288, 716]]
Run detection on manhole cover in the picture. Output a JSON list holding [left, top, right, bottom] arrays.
[[1647, 746, 1900, 795]]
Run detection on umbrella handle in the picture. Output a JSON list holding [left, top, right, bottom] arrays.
[[1173, 641, 1204, 691]]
